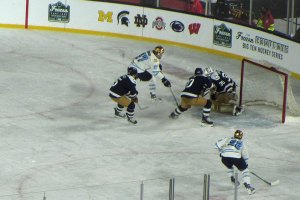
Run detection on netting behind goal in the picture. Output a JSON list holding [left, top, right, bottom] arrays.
[[239, 58, 300, 123]]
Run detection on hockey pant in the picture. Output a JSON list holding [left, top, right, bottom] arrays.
[[174, 97, 211, 117], [110, 96, 136, 117]]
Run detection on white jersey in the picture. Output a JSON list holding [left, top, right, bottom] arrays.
[[215, 137, 249, 161], [128, 50, 165, 80]]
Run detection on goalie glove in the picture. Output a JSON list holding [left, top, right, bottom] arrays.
[[162, 77, 171, 87]]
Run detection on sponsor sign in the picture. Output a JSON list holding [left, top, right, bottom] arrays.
[[48, 1, 70, 23]]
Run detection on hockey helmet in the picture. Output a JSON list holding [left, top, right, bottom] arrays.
[[194, 67, 203, 75], [128, 67, 138, 78], [203, 67, 214, 76], [153, 45, 165, 59], [234, 130, 243, 139]]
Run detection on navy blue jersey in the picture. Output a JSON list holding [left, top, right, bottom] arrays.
[[210, 70, 236, 93], [109, 75, 138, 98], [181, 75, 213, 98]]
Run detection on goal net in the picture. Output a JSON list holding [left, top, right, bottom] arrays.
[[239, 58, 300, 123]]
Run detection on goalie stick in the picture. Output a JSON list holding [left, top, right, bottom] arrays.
[[251, 171, 280, 186]]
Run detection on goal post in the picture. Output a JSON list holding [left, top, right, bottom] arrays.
[[239, 58, 300, 123]]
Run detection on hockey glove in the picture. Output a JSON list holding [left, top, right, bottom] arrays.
[[162, 77, 171, 87], [131, 97, 138, 103], [159, 64, 163, 71]]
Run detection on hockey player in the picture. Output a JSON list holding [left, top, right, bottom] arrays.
[[128, 46, 172, 101], [215, 130, 256, 195], [203, 67, 244, 116], [169, 68, 214, 126], [109, 67, 139, 124]]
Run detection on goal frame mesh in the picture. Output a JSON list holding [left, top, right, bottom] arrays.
[[239, 58, 288, 123]]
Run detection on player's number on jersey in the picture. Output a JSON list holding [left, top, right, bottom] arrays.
[[135, 52, 148, 62], [185, 79, 194, 88], [228, 139, 242, 150]]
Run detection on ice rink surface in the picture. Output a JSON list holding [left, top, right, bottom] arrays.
[[0, 28, 299, 200]]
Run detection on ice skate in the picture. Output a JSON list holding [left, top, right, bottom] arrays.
[[231, 176, 240, 187], [127, 116, 137, 124], [233, 105, 244, 116], [244, 183, 256, 195], [201, 116, 214, 127], [114, 107, 125, 118], [150, 93, 162, 102], [169, 112, 179, 119]]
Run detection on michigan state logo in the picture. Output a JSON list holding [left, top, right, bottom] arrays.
[[117, 11, 130, 26], [134, 14, 148, 27], [98, 11, 113, 23]]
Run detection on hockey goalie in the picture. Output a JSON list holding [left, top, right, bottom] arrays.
[[203, 67, 244, 116]]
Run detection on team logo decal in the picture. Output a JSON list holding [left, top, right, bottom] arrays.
[[98, 10, 113, 23], [170, 21, 184, 32], [152, 17, 166, 30], [134, 14, 148, 27], [48, 1, 70, 23], [213, 23, 232, 48], [117, 10, 130, 26], [188, 23, 201, 35]]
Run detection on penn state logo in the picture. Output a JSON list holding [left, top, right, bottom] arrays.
[[170, 21, 184, 32]]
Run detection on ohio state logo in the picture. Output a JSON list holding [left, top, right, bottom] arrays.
[[189, 23, 201, 35], [152, 17, 166, 30]]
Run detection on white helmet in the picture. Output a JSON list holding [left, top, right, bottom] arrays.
[[203, 67, 214, 76]]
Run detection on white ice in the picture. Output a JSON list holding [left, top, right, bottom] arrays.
[[0, 28, 299, 200]]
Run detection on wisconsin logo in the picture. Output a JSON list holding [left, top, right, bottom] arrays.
[[98, 11, 113, 23], [134, 14, 148, 27], [188, 23, 201, 35], [170, 21, 184, 32], [117, 10, 130, 26], [152, 17, 166, 30], [48, 1, 70, 23]]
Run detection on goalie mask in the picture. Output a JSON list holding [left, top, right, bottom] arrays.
[[234, 130, 243, 140], [153, 46, 165, 59], [203, 67, 214, 76]]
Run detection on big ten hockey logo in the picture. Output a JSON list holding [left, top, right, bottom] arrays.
[[152, 17, 166, 30], [134, 14, 148, 27], [98, 10, 113, 23], [117, 10, 130, 27], [188, 23, 201, 35]]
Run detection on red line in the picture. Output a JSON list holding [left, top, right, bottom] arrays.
[[25, 0, 29, 28]]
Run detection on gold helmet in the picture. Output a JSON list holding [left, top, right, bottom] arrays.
[[153, 46, 165, 59], [234, 130, 243, 139]]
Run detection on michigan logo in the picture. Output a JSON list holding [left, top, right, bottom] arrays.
[[188, 23, 201, 35], [98, 11, 113, 23]]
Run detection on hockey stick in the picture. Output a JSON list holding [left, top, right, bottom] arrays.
[[137, 103, 149, 110], [169, 87, 179, 106], [251, 171, 280, 186]]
